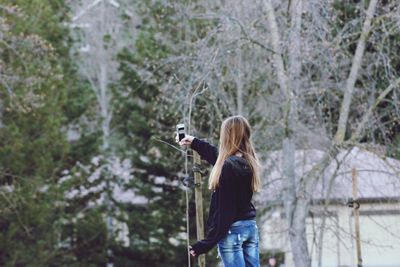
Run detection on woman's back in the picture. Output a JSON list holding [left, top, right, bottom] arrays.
[[224, 155, 256, 221], [177, 115, 261, 266]]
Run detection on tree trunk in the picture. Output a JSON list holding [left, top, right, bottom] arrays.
[[99, 0, 111, 152], [290, 198, 311, 267], [285, 1, 311, 266], [335, 0, 378, 142]]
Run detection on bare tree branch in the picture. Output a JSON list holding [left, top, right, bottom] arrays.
[[335, 0, 379, 143], [351, 77, 400, 141]]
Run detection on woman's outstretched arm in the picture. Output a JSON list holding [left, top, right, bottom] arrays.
[[190, 137, 219, 165], [177, 134, 219, 165]]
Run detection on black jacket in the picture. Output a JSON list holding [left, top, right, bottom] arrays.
[[190, 137, 256, 255]]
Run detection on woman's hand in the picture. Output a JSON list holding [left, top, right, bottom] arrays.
[[176, 134, 195, 146], [188, 245, 196, 257]]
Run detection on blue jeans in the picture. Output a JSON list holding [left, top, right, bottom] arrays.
[[217, 219, 260, 267]]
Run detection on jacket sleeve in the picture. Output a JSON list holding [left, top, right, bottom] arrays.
[[190, 137, 219, 165], [190, 160, 238, 255]]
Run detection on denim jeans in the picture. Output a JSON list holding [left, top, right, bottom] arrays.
[[217, 219, 260, 267]]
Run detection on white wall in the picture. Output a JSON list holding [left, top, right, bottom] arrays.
[[261, 202, 400, 267]]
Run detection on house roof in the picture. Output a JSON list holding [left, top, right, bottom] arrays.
[[256, 147, 400, 203]]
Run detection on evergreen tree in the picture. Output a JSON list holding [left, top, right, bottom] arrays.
[[0, 2, 97, 265]]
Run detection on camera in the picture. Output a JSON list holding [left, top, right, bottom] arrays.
[[176, 123, 186, 141]]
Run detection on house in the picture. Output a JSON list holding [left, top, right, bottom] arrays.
[[256, 147, 400, 267]]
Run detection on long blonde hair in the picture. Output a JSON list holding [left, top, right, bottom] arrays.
[[208, 115, 261, 192]]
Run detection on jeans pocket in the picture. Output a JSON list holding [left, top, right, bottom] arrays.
[[219, 231, 241, 248]]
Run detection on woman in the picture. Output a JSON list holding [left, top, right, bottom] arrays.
[[177, 115, 261, 267]]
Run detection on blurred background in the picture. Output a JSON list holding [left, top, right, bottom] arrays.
[[0, 0, 399, 266]]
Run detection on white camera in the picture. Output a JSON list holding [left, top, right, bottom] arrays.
[[176, 123, 186, 141]]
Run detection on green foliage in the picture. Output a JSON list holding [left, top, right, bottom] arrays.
[[0, 2, 98, 266], [0, 180, 71, 266], [112, 53, 190, 266], [73, 211, 108, 266], [0, 3, 68, 180]]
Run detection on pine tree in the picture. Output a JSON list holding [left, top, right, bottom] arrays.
[[0, 2, 97, 265]]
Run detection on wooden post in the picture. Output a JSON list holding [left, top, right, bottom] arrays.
[[193, 151, 206, 267], [352, 168, 362, 267]]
